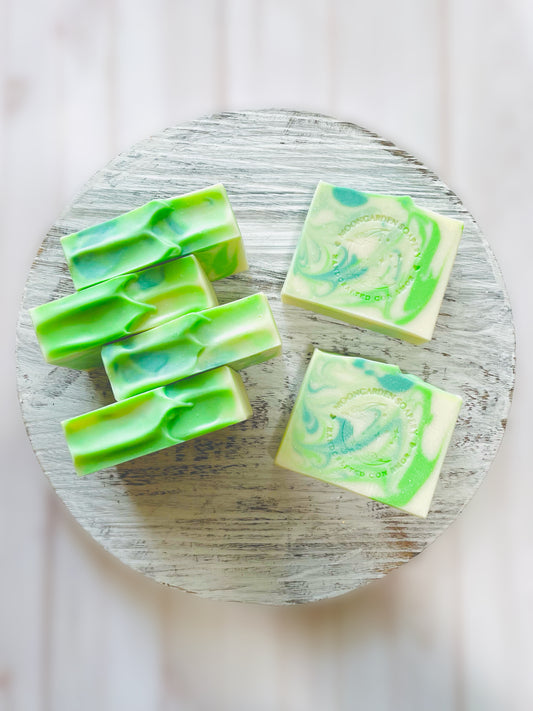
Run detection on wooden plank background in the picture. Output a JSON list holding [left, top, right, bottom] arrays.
[[1, 0, 531, 709]]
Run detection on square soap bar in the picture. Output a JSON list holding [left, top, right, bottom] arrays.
[[63, 366, 252, 475], [281, 181, 463, 343], [275, 349, 462, 517], [30, 255, 218, 369], [61, 184, 248, 289], [102, 293, 282, 400]]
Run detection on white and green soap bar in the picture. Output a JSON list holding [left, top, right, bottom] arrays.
[[62, 183, 248, 290], [63, 366, 252, 476], [281, 181, 463, 343], [102, 293, 282, 400], [30, 255, 218, 369], [275, 349, 462, 517]]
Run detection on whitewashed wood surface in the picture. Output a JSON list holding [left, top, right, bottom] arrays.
[[16, 109, 514, 604], [1, 0, 532, 709]]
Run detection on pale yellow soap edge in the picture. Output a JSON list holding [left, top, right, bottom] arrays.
[[280, 289, 429, 344], [219, 184, 250, 275], [274, 454, 432, 518], [401, 391, 463, 516], [188, 254, 219, 307], [225, 367, 254, 422]]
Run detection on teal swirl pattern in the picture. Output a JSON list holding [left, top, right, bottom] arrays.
[[275, 350, 462, 517], [281, 181, 463, 343]]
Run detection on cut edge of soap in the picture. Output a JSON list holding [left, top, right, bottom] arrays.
[[188, 254, 219, 305], [280, 290, 430, 344], [193, 234, 249, 281], [222, 366, 254, 423]]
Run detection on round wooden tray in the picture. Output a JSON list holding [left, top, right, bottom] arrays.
[[16, 110, 515, 604]]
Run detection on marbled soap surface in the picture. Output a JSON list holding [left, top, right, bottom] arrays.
[[282, 181, 463, 343], [276, 349, 462, 517]]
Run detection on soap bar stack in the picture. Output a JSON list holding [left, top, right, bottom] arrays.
[[31, 184, 282, 475]]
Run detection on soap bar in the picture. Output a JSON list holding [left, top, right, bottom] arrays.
[[275, 349, 462, 517], [281, 181, 463, 343], [30, 255, 218, 369], [102, 293, 282, 400], [62, 366, 252, 475], [61, 184, 248, 290]]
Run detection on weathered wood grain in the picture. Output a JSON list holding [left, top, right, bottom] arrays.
[[15, 109, 515, 604]]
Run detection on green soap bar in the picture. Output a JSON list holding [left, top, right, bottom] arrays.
[[275, 349, 462, 517], [63, 366, 252, 476], [282, 181, 463, 343], [103, 293, 282, 400], [30, 255, 218, 369], [61, 184, 248, 290]]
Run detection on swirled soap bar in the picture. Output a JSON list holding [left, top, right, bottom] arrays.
[[63, 366, 252, 475], [30, 255, 218, 369], [61, 184, 247, 290], [275, 349, 462, 517], [102, 293, 282, 400], [282, 181, 463, 343]]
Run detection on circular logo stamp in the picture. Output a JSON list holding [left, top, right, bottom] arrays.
[[332, 214, 421, 302], [326, 387, 418, 481]]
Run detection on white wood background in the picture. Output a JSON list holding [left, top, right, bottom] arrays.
[[1, 1, 531, 709]]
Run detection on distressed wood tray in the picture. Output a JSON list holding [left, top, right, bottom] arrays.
[[16, 110, 515, 604]]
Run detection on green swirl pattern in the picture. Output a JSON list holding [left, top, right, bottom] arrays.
[[275, 350, 462, 517], [282, 182, 463, 343]]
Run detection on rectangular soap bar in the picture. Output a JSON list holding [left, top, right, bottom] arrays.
[[275, 349, 462, 517], [102, 293, 282, 400], [30, 255, 218, 369], [281, 181, 463, 343], [61, 183, 248, 289], [62, 366, 252, 475]]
